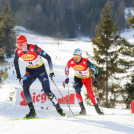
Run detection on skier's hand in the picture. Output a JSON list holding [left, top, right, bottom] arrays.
[[17, 77, 23, 86], [49, 72, 55, 80], [93, 81, 98, 87], [65, 78, 69, 84]]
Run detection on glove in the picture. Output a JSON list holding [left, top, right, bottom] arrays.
[[93, 81, 98, 87], [49, 72, 55, 80], [17, 77, 23, 86], [63, 81, 65, 88], [64, 78, 69, 84]]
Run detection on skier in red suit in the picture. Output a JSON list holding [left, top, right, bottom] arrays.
[[64, 48, 104, 115]]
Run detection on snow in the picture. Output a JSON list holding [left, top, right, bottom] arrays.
[[121, 28, 134, 42], [122, 7, 134, 42], [0, 26, 134, 134], [124, 7, 134, 20], [0, 101, 134, 134], [0, 102, 134, 134]]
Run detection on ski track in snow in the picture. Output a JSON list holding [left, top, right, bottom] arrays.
[[0, 27, 134, 134]]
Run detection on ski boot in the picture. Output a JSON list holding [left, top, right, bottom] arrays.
[[94, 104, 104, 115], [79, 102, 86, 115], [49, 93, 66, 116], [25, 102, 37, 118], [55, 104, 66, 116]]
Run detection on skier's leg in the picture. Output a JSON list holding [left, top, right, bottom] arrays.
[[82, 77, 97, 105], [82, 77, 104, 115], [74, 77, 86, 114], [23, 73, 36, 103], [74, 77, 83, 103], [23, 73, 37, 117], [37, 70, 65, 116]]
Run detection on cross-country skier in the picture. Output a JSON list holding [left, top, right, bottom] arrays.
[[14, 35, 65, 118], [64, 48, 104, 115]]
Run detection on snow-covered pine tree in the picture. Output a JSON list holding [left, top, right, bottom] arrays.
[[91, 1, 134, 108], [0, 2, 16, 58], [124, 75, 134, 108], [0, 2, 15, 87]]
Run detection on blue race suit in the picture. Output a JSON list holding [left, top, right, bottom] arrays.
[[14, 44, 58, 105]]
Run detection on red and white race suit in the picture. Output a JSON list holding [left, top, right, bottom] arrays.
[[65, 57, 98, 105]]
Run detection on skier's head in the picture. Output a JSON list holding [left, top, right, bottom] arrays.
[[73, 48, 82, 56], [16, 35, 27, 51], [73, 48, 82, 62]]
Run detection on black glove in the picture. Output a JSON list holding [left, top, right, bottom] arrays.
[[17, 77, 23, 86], [49, 72, 55, 80], [93, 81, 98, 87], [65, 78, 69, 84]]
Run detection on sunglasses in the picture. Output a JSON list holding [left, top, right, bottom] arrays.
[[16, 41, 27, 47], [74, 55, 81, 58], [16, 43, 24, 47]]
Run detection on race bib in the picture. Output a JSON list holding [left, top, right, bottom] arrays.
[[25, 56, 43, 68], [74, 69, 89, 78]]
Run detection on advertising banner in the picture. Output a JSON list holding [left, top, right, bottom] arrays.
[[15, 88, 79, 107]]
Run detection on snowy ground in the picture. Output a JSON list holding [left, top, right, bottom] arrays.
[[0, 26, 134, 134], [0, 101, 134, 134]]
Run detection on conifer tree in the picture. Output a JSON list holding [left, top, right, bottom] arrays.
[[0, 2, 16, 58], [123, 8, 134, 108], [91, 1, 134, 108], [123, 75, 134, 108], [0, 2, 15, 87]]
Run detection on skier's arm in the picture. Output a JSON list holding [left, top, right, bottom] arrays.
[[14, 50, 21, 79], [65, 60, 71, 78], [35, 46, 54, 73], [63, 60, 71, 84], [87, 60, 98, 81]]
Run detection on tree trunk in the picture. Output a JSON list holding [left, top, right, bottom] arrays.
[[106, 57, 109, 107], [106, 37, 109, 107]]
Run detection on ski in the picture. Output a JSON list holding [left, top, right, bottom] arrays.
[[10, 115, 68, 121], [74, 114, 89, 117], [10, 117, 45, 121], [67, 114, 90, 117]]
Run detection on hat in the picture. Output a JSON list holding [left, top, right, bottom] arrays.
[[17, 35, 27, 44], [73, 48, 82, 56]]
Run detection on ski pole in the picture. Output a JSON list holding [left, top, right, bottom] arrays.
[[66, 83, 71, 116], [63, 81, 71, 115], [52, 79, 74, 116], [63, 81, 70, 108], [67, 84, 70, 107]]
